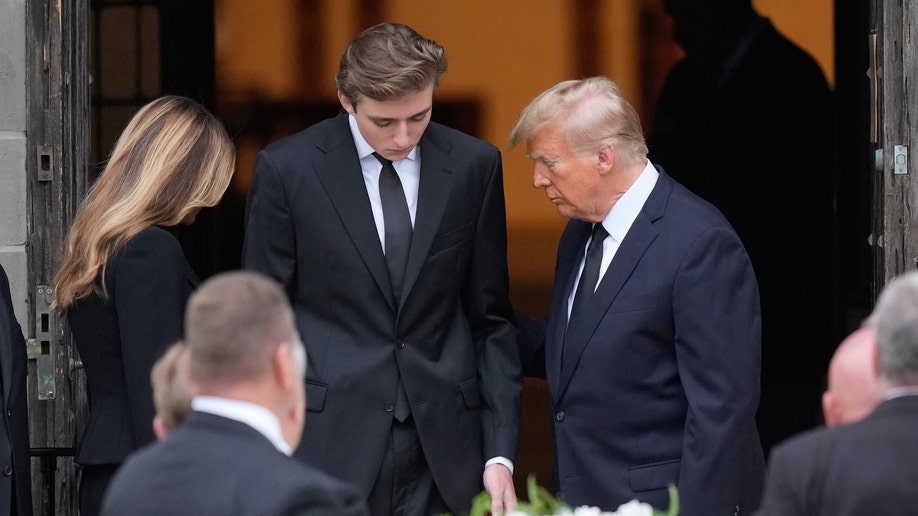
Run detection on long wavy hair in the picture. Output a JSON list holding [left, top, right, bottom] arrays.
[[54, 95, 235, 310]]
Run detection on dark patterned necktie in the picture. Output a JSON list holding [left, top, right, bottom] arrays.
[[373, 152, 413, 304], [567, 223, 608, 335]]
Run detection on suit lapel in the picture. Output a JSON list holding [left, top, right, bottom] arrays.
[[399, 127, 456, 309], [554, 171, 671, 401], [313, 115, 396, 311]]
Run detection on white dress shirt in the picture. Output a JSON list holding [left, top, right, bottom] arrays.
[[567, 160, 659, 318], [348, 115, 421, 252], [192, 396, 292, 456]]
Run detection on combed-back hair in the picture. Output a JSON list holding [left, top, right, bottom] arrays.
[[510, 76, 648, 165], [335, 22, 447, 105], [54, 95, 234, 310]]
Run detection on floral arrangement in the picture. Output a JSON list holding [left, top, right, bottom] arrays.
[[465, 476, 679, 516]]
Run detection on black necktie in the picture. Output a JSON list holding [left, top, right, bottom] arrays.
[[567, 223, 608, 334], [373, 153, 413, 304]]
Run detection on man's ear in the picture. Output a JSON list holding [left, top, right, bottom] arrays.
[[338, 91, 355, 115], [153, 415, 168, 441], [273, 341, 298, 391], [597, 144, 615, 174], [822, 391, 839, 427]]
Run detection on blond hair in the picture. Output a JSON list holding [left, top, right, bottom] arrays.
[[151, 342, 193, 432], [510, 76, 648, 165], [54, 96, 234, 309]]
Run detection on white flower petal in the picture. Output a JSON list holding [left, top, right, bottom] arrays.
[[612, 500, 654, 516]]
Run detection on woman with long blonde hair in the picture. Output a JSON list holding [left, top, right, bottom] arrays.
[[54, 95, 234, 515]]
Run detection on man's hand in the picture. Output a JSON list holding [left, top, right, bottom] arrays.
[[483, 463, 517, 515]]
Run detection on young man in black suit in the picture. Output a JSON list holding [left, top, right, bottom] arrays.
[[242, 23, 520, 516], [101, 271, 368, 516], [0, 265, 31, 516], [756, 270, 918, 516]]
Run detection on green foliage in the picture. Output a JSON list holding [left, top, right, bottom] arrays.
[[461, 475, 679, 516], [656, 485, 679, 516], [516, 475, 572, 515]]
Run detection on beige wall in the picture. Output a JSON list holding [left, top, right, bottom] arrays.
[[756, 0, 834, 85], [214, 0, 834, 286]]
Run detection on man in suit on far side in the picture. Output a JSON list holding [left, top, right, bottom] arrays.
[[756, 270, 918, 515], [511, 76, 765, 515], [101, 271, 368, 516], [243, 22, 520, 516], [0, 264, 31, 516]]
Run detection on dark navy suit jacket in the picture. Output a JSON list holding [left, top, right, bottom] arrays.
[[519, 168, 765, 515], [101, 411, 369, 516]]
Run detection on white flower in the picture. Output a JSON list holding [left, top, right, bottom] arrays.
[[611, 500, 654, 516]]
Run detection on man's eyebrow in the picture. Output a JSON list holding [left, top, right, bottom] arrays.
[[368, 106, 432, 124], [410, 106, 432, 118]]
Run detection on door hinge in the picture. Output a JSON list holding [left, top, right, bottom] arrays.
[[26, 285, 56, 400], [894, 145, 908, 175]]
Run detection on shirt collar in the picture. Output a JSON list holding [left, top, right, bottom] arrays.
[[347, 114, 420, 163], [885, 386, 918, 400], [191, 396, 293, 456], [599, 160, 659, 241]]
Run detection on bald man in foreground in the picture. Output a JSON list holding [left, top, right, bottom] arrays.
[[101, 271, 368, 516], [821, 327, 884, 426]]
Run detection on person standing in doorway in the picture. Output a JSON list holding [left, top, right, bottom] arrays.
[[243, 22, 521, 516], [54, 96, 235, 515]]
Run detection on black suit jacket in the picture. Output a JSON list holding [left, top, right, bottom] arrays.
[[68, 226, 197, 465], [101, 411, 369, 516], [518, 169, 765, 515], [243, 114, 521, 512], [0, 265, 32, 516], [756, 395, 918, 516]]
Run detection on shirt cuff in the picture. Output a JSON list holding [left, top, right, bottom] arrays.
[[485, 456, 514, 475]]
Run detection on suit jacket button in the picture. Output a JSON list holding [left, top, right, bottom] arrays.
[[397, 340, 406, 349], [2, 465, 11, 477], [5, 410, 9, 418], [385, 404, 395, 413], [555, 411, 566, 422]]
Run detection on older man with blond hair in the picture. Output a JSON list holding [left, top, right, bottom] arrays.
[[513, 76, 764, 515]]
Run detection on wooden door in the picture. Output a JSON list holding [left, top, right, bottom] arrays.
[[25, 0, 89, 514], [871, 0, 918, 288]]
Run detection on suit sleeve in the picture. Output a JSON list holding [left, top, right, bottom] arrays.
[[242, 151, 298, 297], [461, 150, 522, 462], [672, 225, 763, 514], [115, 229, 191, 448], [515, 310, 547, 379], [0, 266, 32, 516]]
